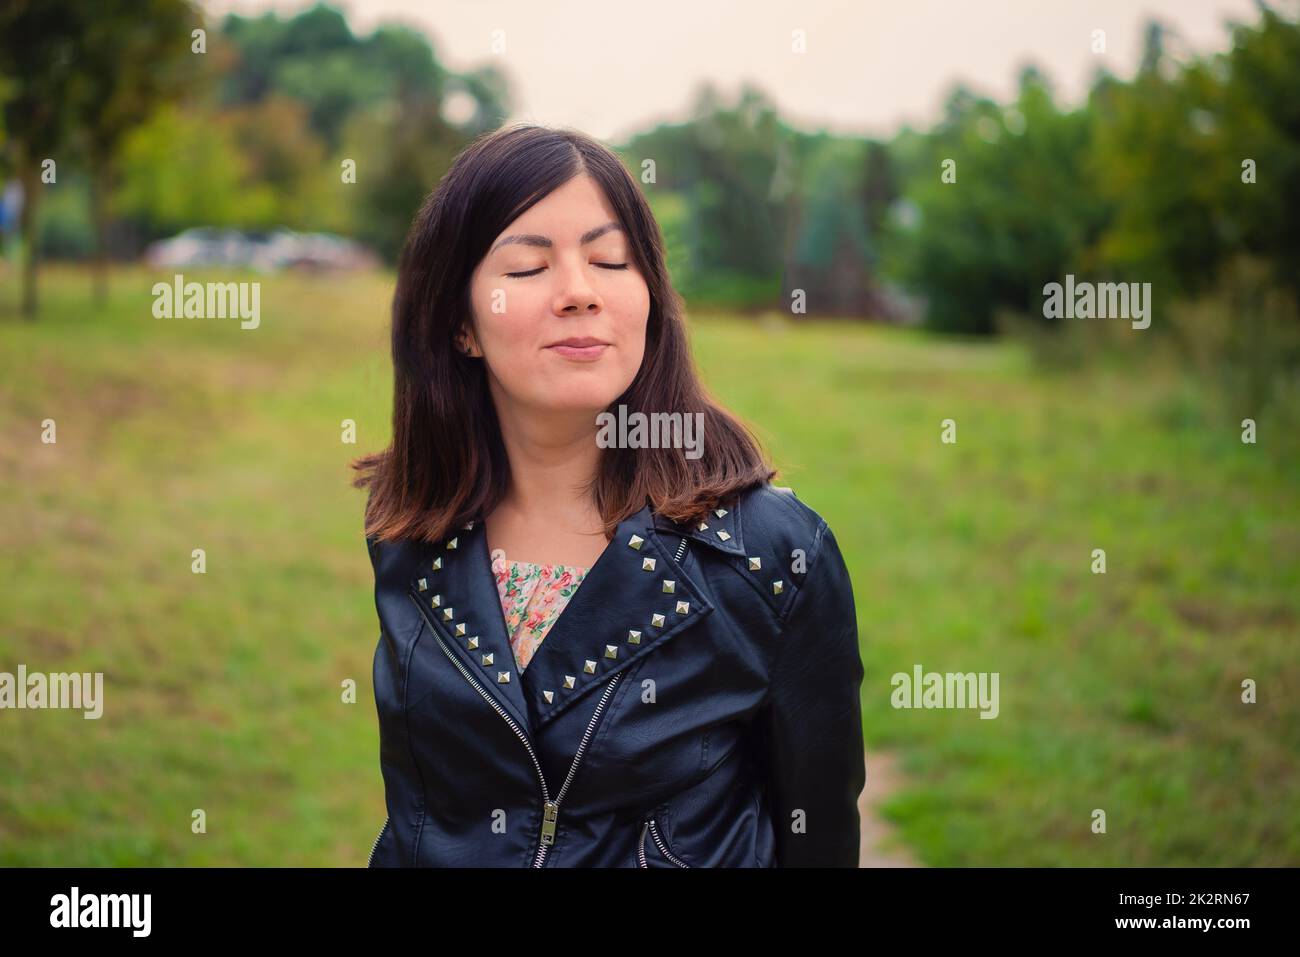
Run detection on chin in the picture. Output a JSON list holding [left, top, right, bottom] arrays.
[[540, 385, 622, 414]]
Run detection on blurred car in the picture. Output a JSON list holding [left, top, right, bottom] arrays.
[[144, 227, 378, 272]]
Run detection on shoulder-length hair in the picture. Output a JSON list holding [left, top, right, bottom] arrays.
[[351, 123, 776, 545]]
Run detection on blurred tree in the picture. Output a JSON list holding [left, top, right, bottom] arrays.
[[115, 103, 276, 231], [1218, 5, 1300, 305], [0, 0, 89, 315], [70, 0, 201, 302], [888, 69, 1109, 333]]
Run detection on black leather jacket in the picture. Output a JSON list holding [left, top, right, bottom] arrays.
[[365, 481, 865, 867]]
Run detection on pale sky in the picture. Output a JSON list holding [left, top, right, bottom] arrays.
[[201, 0, 1277, 142]]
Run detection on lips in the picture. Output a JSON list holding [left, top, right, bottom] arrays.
[[546, 337, 610, 361]]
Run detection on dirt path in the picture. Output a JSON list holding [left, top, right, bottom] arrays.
[[858, 750, 923, 867]]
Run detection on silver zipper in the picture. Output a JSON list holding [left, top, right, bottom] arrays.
[[675, 536, 688, 562], [406, 590, 624, 867], [637, 815, 690, 868], [367, 817, 389, 866]]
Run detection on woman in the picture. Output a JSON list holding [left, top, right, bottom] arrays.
[[352, 123, 865, 867]]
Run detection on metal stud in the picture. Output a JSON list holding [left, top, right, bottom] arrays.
[[772, 580, 784, 595], [463, 521, 475, 530], [717, 529, 731, 541], [651, 613, 665, 627], [441, 607, 453, 620], [698, 521, 709, 531], [642, 557, 656, 572], [417, 578, 428, 592], [748, 557, 762, 571], [542, 690, 554, 704], [446, 537, 458, 550], [454, 623, 466, 636], [432, 556, 442, 571], [467, 636, 479, 650], [481, 652, 494, 666], [676, 601, 689, 615], [627, 630, 642, 644], [715, 508, 728, 518], [430, 594, 442, 607], [583, 659, 597, 674], [627, 534, 644, 550], [497, 671, 510, 683], [563, 675, 576, 689], [605, 644, 618, 659], [662, 579, 675, 594]]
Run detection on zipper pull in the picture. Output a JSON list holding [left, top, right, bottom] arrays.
[[540, 800, 560, 845]]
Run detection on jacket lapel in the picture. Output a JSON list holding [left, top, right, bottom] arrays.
[[405, 518, 534, 737], [519, 503, 720, 731]]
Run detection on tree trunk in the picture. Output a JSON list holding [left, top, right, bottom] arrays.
[[90, 167, 110, 304], [19, 166, 40, 319]]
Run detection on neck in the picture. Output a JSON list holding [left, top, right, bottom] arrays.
[[493, 400, 604, 537]]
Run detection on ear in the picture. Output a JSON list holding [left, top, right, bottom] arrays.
[[455, 325, 481, 357]]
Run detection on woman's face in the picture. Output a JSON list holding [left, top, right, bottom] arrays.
[[465, 173, 651, 418]]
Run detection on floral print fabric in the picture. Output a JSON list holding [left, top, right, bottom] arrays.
[[490, 550, 589, 673]]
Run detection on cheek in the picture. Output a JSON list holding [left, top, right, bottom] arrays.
[[611, 280, 651, 352]]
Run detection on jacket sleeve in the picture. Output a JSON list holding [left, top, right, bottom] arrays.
[[754, 518, 866, 867]]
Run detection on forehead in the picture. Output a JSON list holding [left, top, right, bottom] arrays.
[[493, 175, 622, 241]]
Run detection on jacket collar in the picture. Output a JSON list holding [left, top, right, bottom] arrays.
[[650, 500, 746, 558], [401, 498, 735, 740]]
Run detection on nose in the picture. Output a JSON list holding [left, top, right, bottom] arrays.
[[552, 254, 602, 315]]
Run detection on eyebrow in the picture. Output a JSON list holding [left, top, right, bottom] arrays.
[[489, 221, 623, 255]]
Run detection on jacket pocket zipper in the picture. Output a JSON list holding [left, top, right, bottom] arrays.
[[367, 816, 390, 867], [407, 591, 624, 867], [637, 814, 691, 868]]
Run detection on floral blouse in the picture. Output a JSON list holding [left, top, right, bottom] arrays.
[[490, 549, 590, 673]]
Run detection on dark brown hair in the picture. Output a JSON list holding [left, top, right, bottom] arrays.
[[351, 123, 776, 545]]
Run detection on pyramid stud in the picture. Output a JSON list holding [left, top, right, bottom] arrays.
[[417, 578, 428, 592], [563, 675, 576, 689], [627, 630, 642, 644], [454, 623, 466, 636], [698, 521, 709, 531], [676, 601, 689, 614], [441, 607, 453, 620], [446, 537, 458, 550], [431, 594, 443, 607], [481, 652, 494, 666], [715, 508, 728, 518], [651, 613, 665, 627], [497, 671, 510, 683], [542, 690, 554, 704], [662, 580, 675, 593], [467, 636, 479, 650], [748, 557, 762, 570], [583, 659, 597, 674], [432, 556, 442, 571], [605, 644, 618, 659], [772, 580, 784, 595], [627, 534, 644, 550], [642, 557, 656, 572], [717, 529, 731, 541]]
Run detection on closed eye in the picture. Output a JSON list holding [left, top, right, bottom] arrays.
[[505, 263, 629, 278]]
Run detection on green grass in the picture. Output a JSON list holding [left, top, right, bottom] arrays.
[[1, 265, 1297, 865]]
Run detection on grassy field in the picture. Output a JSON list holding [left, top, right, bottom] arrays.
[[1, 264, 1297, 865]]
